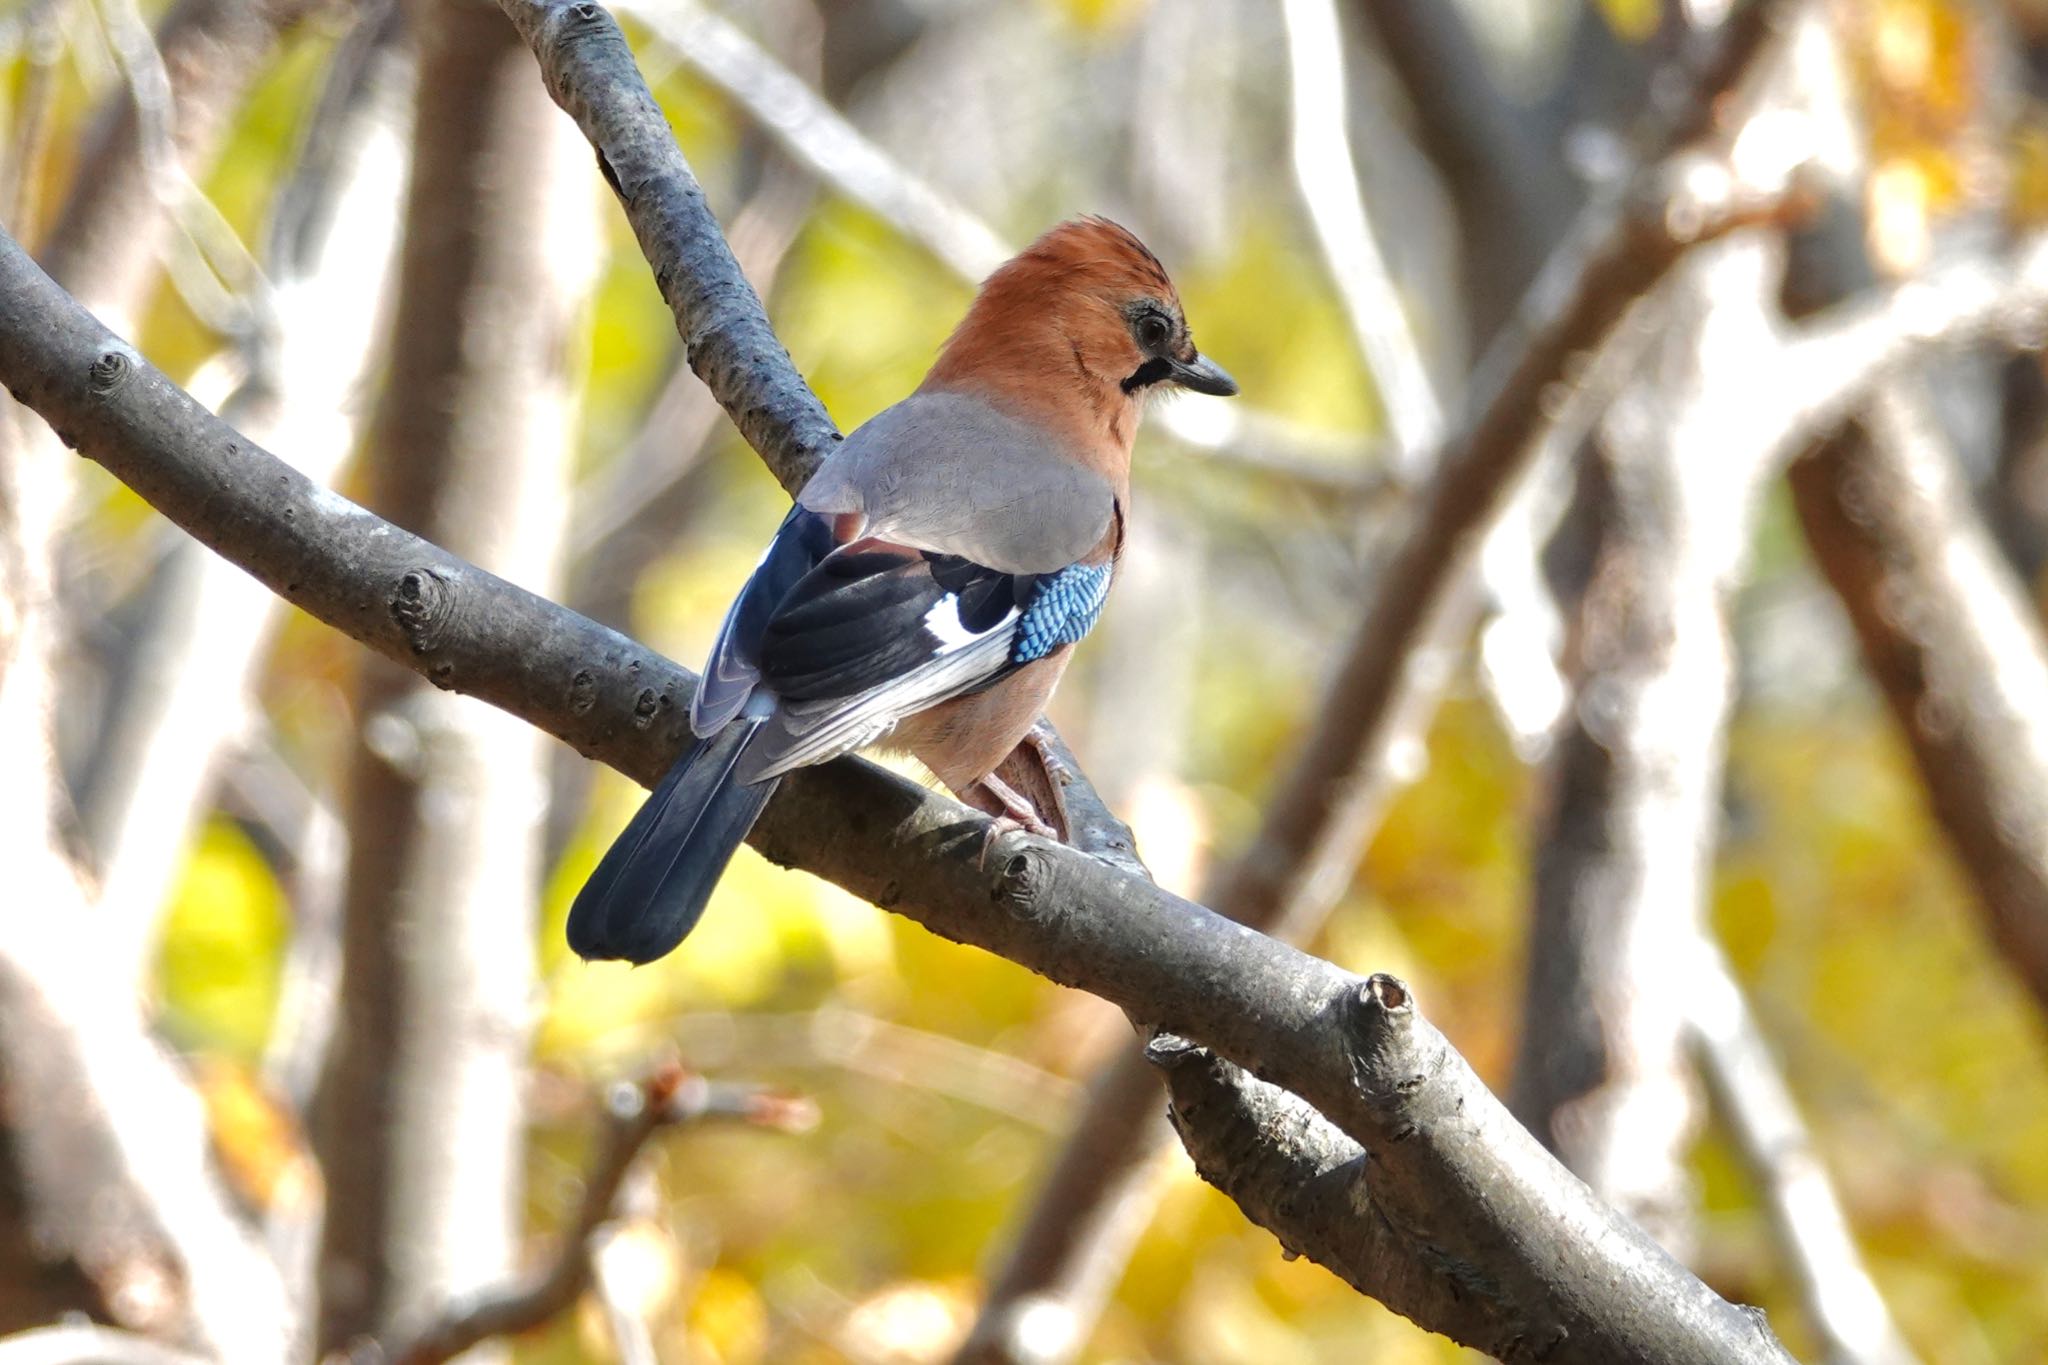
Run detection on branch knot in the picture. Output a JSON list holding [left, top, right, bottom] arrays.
[[391, 566, 458, 655], [87, 343, 137, 396], [1344, 973, 1432, 1112], [990, 840, 1059, 922]]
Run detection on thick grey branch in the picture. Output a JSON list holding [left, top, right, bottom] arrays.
[[495, 0, 839, 494], [0, 230, 1791, 1361]]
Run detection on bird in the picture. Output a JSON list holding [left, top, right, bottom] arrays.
[[569, 217, 1237, 964]]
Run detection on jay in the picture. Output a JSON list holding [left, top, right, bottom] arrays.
[[570, 217, 1236, 963]]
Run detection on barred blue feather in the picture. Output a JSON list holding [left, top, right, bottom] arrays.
[[1013, 561, 1114, 662]]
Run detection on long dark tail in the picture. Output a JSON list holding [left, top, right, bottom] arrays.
[[567, 719, 781, 964]]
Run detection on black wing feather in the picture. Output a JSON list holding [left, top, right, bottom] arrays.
[[692, 507, 837, 735], [756, 548, 1021, 702]]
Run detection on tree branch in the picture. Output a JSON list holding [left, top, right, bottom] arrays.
[[494, 0, 837, 496], [968, 7, 1811, 1349], [0, 222, 1795, 1357], [611, 0, 1380, 492], [1790, 378, 2048, 1021], [1687, 942, 1918, 1365], [380, 1065, 814, 1365]]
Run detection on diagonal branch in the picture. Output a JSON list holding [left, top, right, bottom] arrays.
[[496, 0, 838, 496], [612, 0, 1377, 491], [1687, 942, 1918, 1365], [0, 224, 1793, 1361]]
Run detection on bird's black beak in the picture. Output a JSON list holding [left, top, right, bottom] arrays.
[[1169, 353, 1238, 397]]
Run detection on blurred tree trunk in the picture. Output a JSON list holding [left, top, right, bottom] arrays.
[[308, 1, 595, 1352], [1510, 236, 1786, 1252], [1793, 380, 2048, 1021], [77, 5, 413, 997], [0, 0, 307, 1347]]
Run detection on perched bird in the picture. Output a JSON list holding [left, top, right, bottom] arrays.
[[569, 217, 1237, 964]]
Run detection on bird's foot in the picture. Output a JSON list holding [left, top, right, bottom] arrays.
[[978, 771, 1058, 836], [975, 772, 1057, 869]]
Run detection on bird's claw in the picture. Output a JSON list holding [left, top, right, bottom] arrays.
[[975, 771, 1058, 870]]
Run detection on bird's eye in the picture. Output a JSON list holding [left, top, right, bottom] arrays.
[[1135, 311, 1171, 352]]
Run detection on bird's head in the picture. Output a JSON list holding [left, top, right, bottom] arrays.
[[923, 218, 1236, 457]]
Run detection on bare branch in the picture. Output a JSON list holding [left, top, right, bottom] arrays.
[[494, 0, 837, 495], [1790, 377, 2048, 1021], [1280, 0, 1445, 473], [1688, 942, 1919, 1365], [39, 0, 306, 316], [617, 0, 1005, 281], [612, 0, 1380, 491], [381, 1065, 814, 1365], [1767, 238, 2048, 466]]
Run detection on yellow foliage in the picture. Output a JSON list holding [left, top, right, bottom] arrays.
[[1595, 0, 1663, 42], [686, 1266, 770, 1363], [157, 818, 289, 1059], [194, 1057, 315, 1217]]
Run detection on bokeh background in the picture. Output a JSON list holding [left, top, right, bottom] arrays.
[[5, 0, 2048, 1361]]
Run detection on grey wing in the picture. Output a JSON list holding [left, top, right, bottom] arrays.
[[797, 391, 1115, 574]]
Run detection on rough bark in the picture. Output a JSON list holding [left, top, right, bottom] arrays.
[[307, 3, 593, 1353]]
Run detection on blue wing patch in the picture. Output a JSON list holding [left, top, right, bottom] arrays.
[[1012, 562, 1113, 663]]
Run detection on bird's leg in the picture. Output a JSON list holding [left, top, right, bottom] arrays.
[[1022, 719, 1071, 784]]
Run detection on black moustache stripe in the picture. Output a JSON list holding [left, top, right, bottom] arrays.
[[1120, 356, 1175, 393]]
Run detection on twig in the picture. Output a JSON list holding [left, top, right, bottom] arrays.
[[87, 0, 271, 337], [380, 1064, 814, 1365], [659, 1005, 1079, 1130], [1687, 941, 1919, 1365], [620, 0, 1005, 281], [1280, 0, 1444, 474], [1767, 236, 2048, 466], [42, 0, 303, 315]]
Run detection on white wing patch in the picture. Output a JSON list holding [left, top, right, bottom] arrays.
[[923, 594, 1021, 652]]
